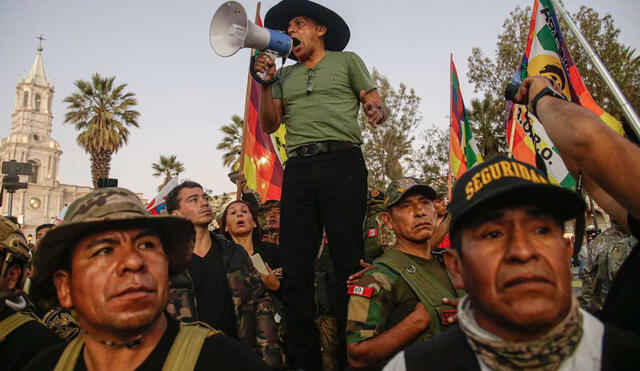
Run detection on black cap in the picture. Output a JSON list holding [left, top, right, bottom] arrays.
[[450, 156, 585, 234]]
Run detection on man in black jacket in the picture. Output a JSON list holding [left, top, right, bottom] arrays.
[[384, 157, 640, 370], [166, 181, 282, 368]]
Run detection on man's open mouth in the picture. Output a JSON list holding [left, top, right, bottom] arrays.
[[292, 37, 301, 47]]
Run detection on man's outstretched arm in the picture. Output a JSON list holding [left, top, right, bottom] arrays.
[[516, 76, 640, 220]]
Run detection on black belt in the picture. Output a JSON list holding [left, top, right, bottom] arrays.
[[288, 141, 360, 158]]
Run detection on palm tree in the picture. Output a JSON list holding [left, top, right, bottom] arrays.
[[152, 155, 185, 191], [216, 114, 244, 169], [63, 73, 140, 187], [467, 95, 507, 159]]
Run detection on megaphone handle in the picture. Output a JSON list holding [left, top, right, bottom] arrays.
[[251, 50, 279, 86], [256, 50, 278, 79]]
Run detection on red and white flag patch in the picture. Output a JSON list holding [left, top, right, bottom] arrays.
[[367, 228, 378, 238], [439, 309, 458, 326], [348, 285, 374, 298]]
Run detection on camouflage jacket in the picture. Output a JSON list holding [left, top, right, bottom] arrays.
[[580, 227, 636, 314], [346, 249, 461, 346], [167, 233, 282, 369], [362, 213, 395, 263]]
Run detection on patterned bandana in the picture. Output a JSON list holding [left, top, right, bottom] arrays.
[[458, 296, 583, 371]]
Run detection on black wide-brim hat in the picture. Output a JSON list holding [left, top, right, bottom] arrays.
[[265, 0, 350, 60]]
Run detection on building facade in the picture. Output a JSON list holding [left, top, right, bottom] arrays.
[[1, 48, 93, 239]]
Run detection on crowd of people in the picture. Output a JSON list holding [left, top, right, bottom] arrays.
[[1, 0, 640, 370]]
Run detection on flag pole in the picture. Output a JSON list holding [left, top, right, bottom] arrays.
[[447, 149, 453, 200], [237, 2, 262, 200], [507, 105, 516, 159], [549, 0, 640, 137], [448, 54, 453, 200]]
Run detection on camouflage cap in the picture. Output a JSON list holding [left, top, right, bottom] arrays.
[[31, 188, 195, 305], [0, 216, 30, 263], [258, 200, 281, 213], [368, 190, 385, 201], [0, 216, 30, 297], [384, 177, 437, 209], [432, 185, 448, 200], [366, 190, 385, 216]]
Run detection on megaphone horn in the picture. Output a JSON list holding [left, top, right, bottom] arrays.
[[209, 1, 291, 59]]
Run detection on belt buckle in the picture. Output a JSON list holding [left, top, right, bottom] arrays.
[[302, 142, 319, 157]]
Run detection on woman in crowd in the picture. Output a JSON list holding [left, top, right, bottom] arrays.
[[220, 200, 282, 292], [221, 199, 288, 364]]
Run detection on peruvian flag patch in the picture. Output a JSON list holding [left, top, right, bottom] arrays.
[[348, 285, 374, 298], [367, 228, 378, 238], [439, 309, 458, 326]]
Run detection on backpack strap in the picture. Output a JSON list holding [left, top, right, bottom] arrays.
[[376, 248, 455, 305], [0, 312, 35, 341], [52, 322, 221, 371], [162, 321, 221, 371], [54, 335, 85, 371]]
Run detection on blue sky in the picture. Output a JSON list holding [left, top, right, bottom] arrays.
[[1, 0, 638, 199]]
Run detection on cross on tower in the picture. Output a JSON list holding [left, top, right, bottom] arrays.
[[36, 34, 46, 52]]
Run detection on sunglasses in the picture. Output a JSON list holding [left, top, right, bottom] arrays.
[[306, 69, 316, 95]]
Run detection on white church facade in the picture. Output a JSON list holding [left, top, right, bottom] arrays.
[[1, 47, 93, 239]]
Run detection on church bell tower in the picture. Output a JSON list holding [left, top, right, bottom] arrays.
[[1, 43, 62, 187]]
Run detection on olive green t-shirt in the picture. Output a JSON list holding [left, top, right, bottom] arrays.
[[272, 51, 376, 152]]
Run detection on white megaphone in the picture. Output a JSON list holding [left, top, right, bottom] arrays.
[[209, 1, 291, 83]]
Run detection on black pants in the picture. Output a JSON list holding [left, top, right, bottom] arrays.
[[281, 147, 367, 370]]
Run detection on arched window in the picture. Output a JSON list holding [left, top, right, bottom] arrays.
[[28, 160, 39, 184], [34, 94, 41, 112], [22, 91, 29, 107]]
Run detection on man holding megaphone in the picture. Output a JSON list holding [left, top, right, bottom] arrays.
[[254, 0, 386, 369]]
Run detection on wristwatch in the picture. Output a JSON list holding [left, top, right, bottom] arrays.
[[529, 86, 566, 118]]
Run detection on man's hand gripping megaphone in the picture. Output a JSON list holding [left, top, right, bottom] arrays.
[[253, 51, 279, 84]]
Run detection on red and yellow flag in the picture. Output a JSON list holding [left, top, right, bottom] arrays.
[[450, 56, 483, 179], [505, 0, 624, 189], [241, 11, 287, 201]]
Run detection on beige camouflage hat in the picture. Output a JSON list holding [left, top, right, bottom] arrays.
[[31, 188, 195, 305], [0, 216, 30, 298]]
